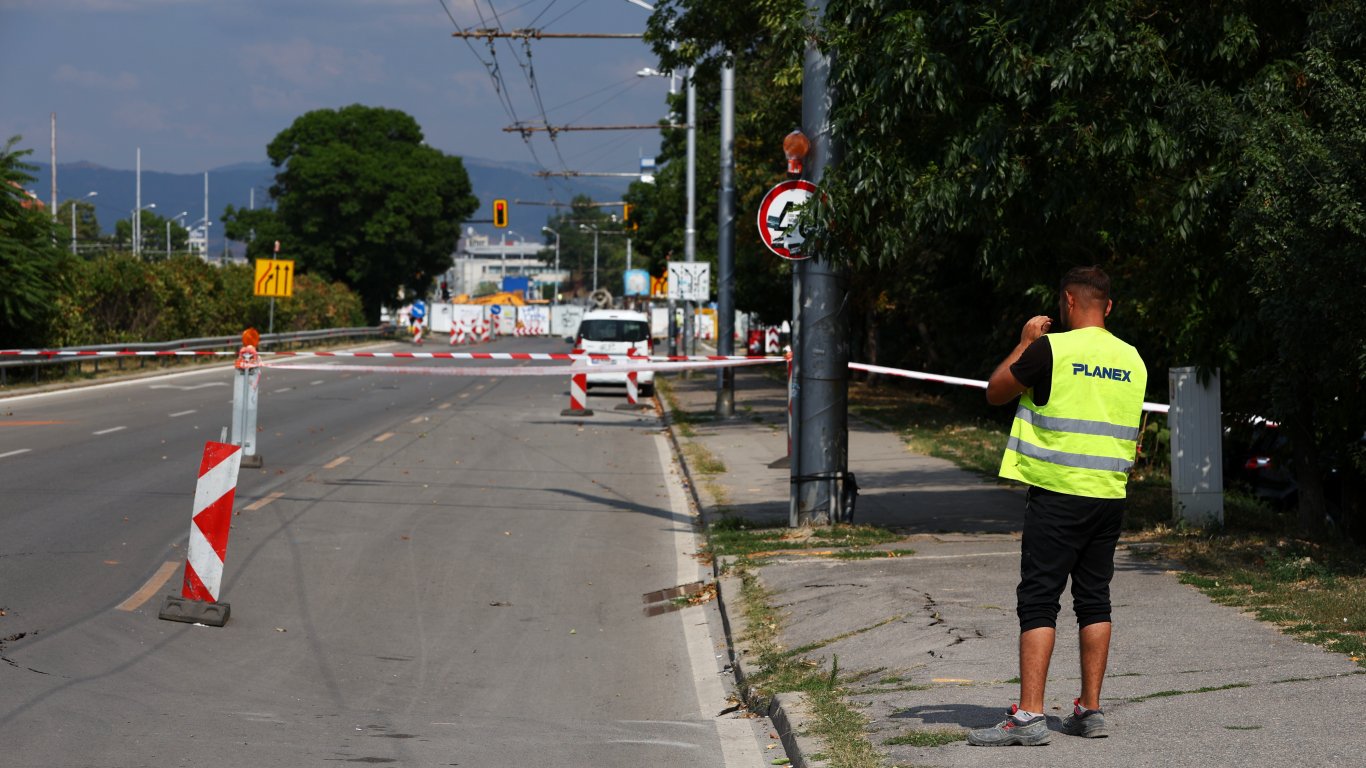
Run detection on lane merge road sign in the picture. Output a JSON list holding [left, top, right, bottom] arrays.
[[667, 261, 710, 302], [757, 179, 818, 260], [254, 259, 295, 298]]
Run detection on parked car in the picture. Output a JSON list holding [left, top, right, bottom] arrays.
[[573, 309, 655, 396], [1224, 420, 1297, 505]]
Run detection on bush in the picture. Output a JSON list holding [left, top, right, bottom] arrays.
[[46, 253, 365, 346]]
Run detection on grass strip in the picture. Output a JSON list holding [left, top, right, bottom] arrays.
[[882, 728, 966, 747], [734, 564, 885, 768]]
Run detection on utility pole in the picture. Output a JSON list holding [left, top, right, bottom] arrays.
[[135, 148, 141, 257], [716, 60, 736, 418], [793, 0, 849, 527], [50, 113, 57, 221], [684, 67, 697, 357]]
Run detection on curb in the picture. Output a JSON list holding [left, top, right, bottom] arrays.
[[658, 380, 822, 768]]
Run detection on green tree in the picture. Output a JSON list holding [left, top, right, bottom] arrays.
[[1229, 46, 1366, 537], [266, 105, 479, 320], [541, 196, 631, 298], [0, 135, 69, 346], [221, 204, 287, 261], [56, 198, 100, 253], [645, 0, 1366, 537]]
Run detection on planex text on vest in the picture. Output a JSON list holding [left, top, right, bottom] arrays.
[[1071, 362, 1133, 382]]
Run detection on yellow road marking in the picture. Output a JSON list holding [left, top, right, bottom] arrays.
[[437, 403, 451, 410], [374, 432, 395, 443], [244, 491, 285, 511], [116, 561, 180, 612], [0, 420, 68, 426], [323, 456, 350, 469], [409, 416, 426, 425]]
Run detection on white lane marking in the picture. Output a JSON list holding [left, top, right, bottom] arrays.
[[310, 380, 324, 386], [274, 387, 293, 393], [0, 449, 32, 459], [655, 433, 765, 768], [93, 426, 126, 435], [149, 382, 228, 391], [169, 409, 198, 417], [606, 740, 699, 749], [1, 364, 235, 403]]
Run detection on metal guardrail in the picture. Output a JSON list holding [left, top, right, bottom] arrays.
[[0, 325, 393, 387]]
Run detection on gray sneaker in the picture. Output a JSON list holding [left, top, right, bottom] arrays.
[[967, 705, 1051, 746], [1060, 698, 1107, 738]]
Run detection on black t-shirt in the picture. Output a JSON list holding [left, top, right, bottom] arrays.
[[1009, 336, 1053, 406]]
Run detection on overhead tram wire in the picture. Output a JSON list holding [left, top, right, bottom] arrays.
[[483, 0, 573, 174], [438, 0, 562, 199]]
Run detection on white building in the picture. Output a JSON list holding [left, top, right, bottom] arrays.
[[448, 233, 568, 298], [187, 223, 211, 260]]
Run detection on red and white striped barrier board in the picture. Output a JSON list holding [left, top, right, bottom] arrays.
[[158, 441, 242, 627], [561, 361, 593, 417], [766, 327, 780, 354], [450, 320, 466, 345]]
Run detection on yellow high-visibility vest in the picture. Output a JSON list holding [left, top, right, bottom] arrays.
[[999, 327, 1148, 498]]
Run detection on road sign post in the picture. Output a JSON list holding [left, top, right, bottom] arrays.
[[253, 255, 294, 335]]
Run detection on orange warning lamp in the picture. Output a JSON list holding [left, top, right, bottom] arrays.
[[242, 328, 261, 348], [784, 130, 810, 176]]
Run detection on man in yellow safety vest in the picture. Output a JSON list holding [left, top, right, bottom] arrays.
[[969, 266, 1148, 747]]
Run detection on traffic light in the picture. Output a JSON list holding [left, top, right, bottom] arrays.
[[622, 203, 632, 222], [493, 199, 508, 228]]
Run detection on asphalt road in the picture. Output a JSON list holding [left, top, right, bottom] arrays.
[[0, 339, 766, 767]]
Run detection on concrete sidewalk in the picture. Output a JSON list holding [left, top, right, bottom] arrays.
[[662, 368, 1364, 768]]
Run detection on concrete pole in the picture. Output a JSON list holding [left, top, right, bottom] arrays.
[[793, 0, 849, 526], [50, 113, 57, 221], [715, 60, 736, 418], [684, 67, 697, 356], [135, 148, 141, 257]]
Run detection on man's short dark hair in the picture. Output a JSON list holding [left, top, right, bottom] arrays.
[[1061, 266, 1110, 303]]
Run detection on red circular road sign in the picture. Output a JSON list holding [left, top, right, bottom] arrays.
[[757, 179, 818, 260]]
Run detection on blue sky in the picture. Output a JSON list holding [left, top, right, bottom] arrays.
[[0, 0, 670, 175]]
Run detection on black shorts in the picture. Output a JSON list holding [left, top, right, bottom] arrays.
[[1016, 486, 1125, 632]]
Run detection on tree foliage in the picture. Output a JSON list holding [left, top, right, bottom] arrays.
[[646, 1, 1366, 537], [48, 254, 364, 346], [0, 135, 69, 346], [266, 105, 479, 320]]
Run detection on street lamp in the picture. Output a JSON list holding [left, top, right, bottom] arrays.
[[166, 211, 188, 258], [71, 191, 96, 255], [579, 223, 599, 292], [189, 218, 213, 261], [131, 203, 155, 257], [542, 226, 561, 303]]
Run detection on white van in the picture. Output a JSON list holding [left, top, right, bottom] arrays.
[[573, 309, 655, 396]]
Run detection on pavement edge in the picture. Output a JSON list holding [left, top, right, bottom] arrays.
[[658, 383, 825, 768]]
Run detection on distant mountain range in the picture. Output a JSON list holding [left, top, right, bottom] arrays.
[[26, 157, 631, 254]]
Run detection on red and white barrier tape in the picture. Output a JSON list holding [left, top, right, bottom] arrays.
[[1, 347, 1170, 412], [0, 348, 782, 363], [849, 361, 1170, 414], [259, 357, 780, 377]]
